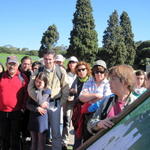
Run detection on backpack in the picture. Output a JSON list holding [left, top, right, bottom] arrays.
[[38, 64, 62, 81]]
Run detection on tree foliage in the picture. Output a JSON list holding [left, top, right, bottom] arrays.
[[120, 11, 135, 65], [134, 40, 150, 70], [102, 10, 127, 68], [38, 24, 59, 57], [67, 0, 98, 64]]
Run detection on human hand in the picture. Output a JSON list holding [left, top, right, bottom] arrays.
[[94, 93, 103, 100], [37, 107, 47, 115], [69, 88, 77, 95], [97, 118, 114, 129], [40, 102, 49, 109]]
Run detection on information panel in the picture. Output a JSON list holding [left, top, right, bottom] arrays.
[[87, 95, 150, 150]]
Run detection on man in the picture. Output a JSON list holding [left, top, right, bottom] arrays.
[[28, 50, 69, 150], [55, 54, 65, 67], [19, 56, 32, 79], [0, 56, 28, 150]]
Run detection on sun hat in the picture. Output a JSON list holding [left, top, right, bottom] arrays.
[[55, 54, 65, 62], [94, 60, 107, 69], [68, 56, 78, 62]]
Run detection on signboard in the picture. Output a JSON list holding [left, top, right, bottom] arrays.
[[77, 90, 150, 150]]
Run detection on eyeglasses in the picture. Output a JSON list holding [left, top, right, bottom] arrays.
[[69, 61, 76, 64], [77, 68, 86, 72], [94, 70, 105, 74]]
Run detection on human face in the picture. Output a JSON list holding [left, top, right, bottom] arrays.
[[146, 78, 150, 89], [55, 61, 63, 66], [109, 76, 124, 95], [69, 61, 77, 73], [136, 75, 145, 88], [35, 78, 45, 89], [43, 54, 55, 69], [6, 62, 18, 77], [0, 65, 3, 73], [32, 64, 40, 72], [94, 70, 105, 82], [21, 59, 32, 72], [77, 65, 87, 78]]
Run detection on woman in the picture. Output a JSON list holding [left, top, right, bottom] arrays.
[[79, 60, 111, 142], [62, 56, 78, 149], [79, 60, 111, 104], [71, 61, 91, 150], [133, 70, 147, 96], [87, 65, 138, 134], [27, 72, 51, 150]]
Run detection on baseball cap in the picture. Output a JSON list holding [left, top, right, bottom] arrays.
[[55, 54, 65, 62], [94, 60, 107, 69], [7, 56, 18, 64], [68, 56, 78, 62]]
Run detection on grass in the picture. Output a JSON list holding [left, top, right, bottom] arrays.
[[0, 53, 39, 67]]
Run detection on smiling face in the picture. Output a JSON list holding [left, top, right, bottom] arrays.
[[92, 65, 106, 82], [77, 65, 88, 78], [6, 62, 18, 77], [21, 58, 32, 72], [43, 53, 55, 69]]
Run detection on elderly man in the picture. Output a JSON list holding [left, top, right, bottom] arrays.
[[28, 50, 69, 150], [0, 56, 28, 150]]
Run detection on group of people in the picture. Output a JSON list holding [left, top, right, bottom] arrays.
[[0, 50, 150, 150]]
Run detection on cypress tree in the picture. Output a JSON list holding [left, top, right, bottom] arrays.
[[120, 11, 135, 65], [102, 10, 127, 68], [67, 0, 98, 64], [38, 24, 59, 57]]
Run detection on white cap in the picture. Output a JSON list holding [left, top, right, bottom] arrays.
[[68, 56, 78, 62], [55, 54, 65, 62], [94, 60, 107, 69]]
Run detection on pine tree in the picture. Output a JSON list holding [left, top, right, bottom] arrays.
[[102, 10, 127, 68], [67, 0, 98, 64], [120, 11, 135, 66], [38, 24, 59, 57]]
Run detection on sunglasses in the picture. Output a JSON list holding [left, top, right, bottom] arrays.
[[94, 70, 105, 74], [69, 61, 76, 64], [77, 68, 86, 72]]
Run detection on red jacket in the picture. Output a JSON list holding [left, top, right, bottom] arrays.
[[0, 71, 28, 112]]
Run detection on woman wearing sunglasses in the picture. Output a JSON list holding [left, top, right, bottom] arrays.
[[78, 60, 112, 142], [69, 61, 91, 150], [87, 64, 138, 135]]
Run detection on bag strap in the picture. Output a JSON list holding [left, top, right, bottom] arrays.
[[101, 95, 116, 119], [55, 64, 62, 81], [38, 65, 62, 81]]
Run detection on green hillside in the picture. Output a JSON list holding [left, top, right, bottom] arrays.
[[0, 53, 39, 67]]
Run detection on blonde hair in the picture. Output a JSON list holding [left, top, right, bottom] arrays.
[[108, 65, 136, 91]]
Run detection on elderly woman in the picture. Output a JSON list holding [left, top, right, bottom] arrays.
[[77, 60, 111, 142], [87, 64, 138, 134], [79, 60, 111, 104]]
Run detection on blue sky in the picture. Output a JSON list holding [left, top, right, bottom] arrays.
[[0, 0, 149, 50]]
